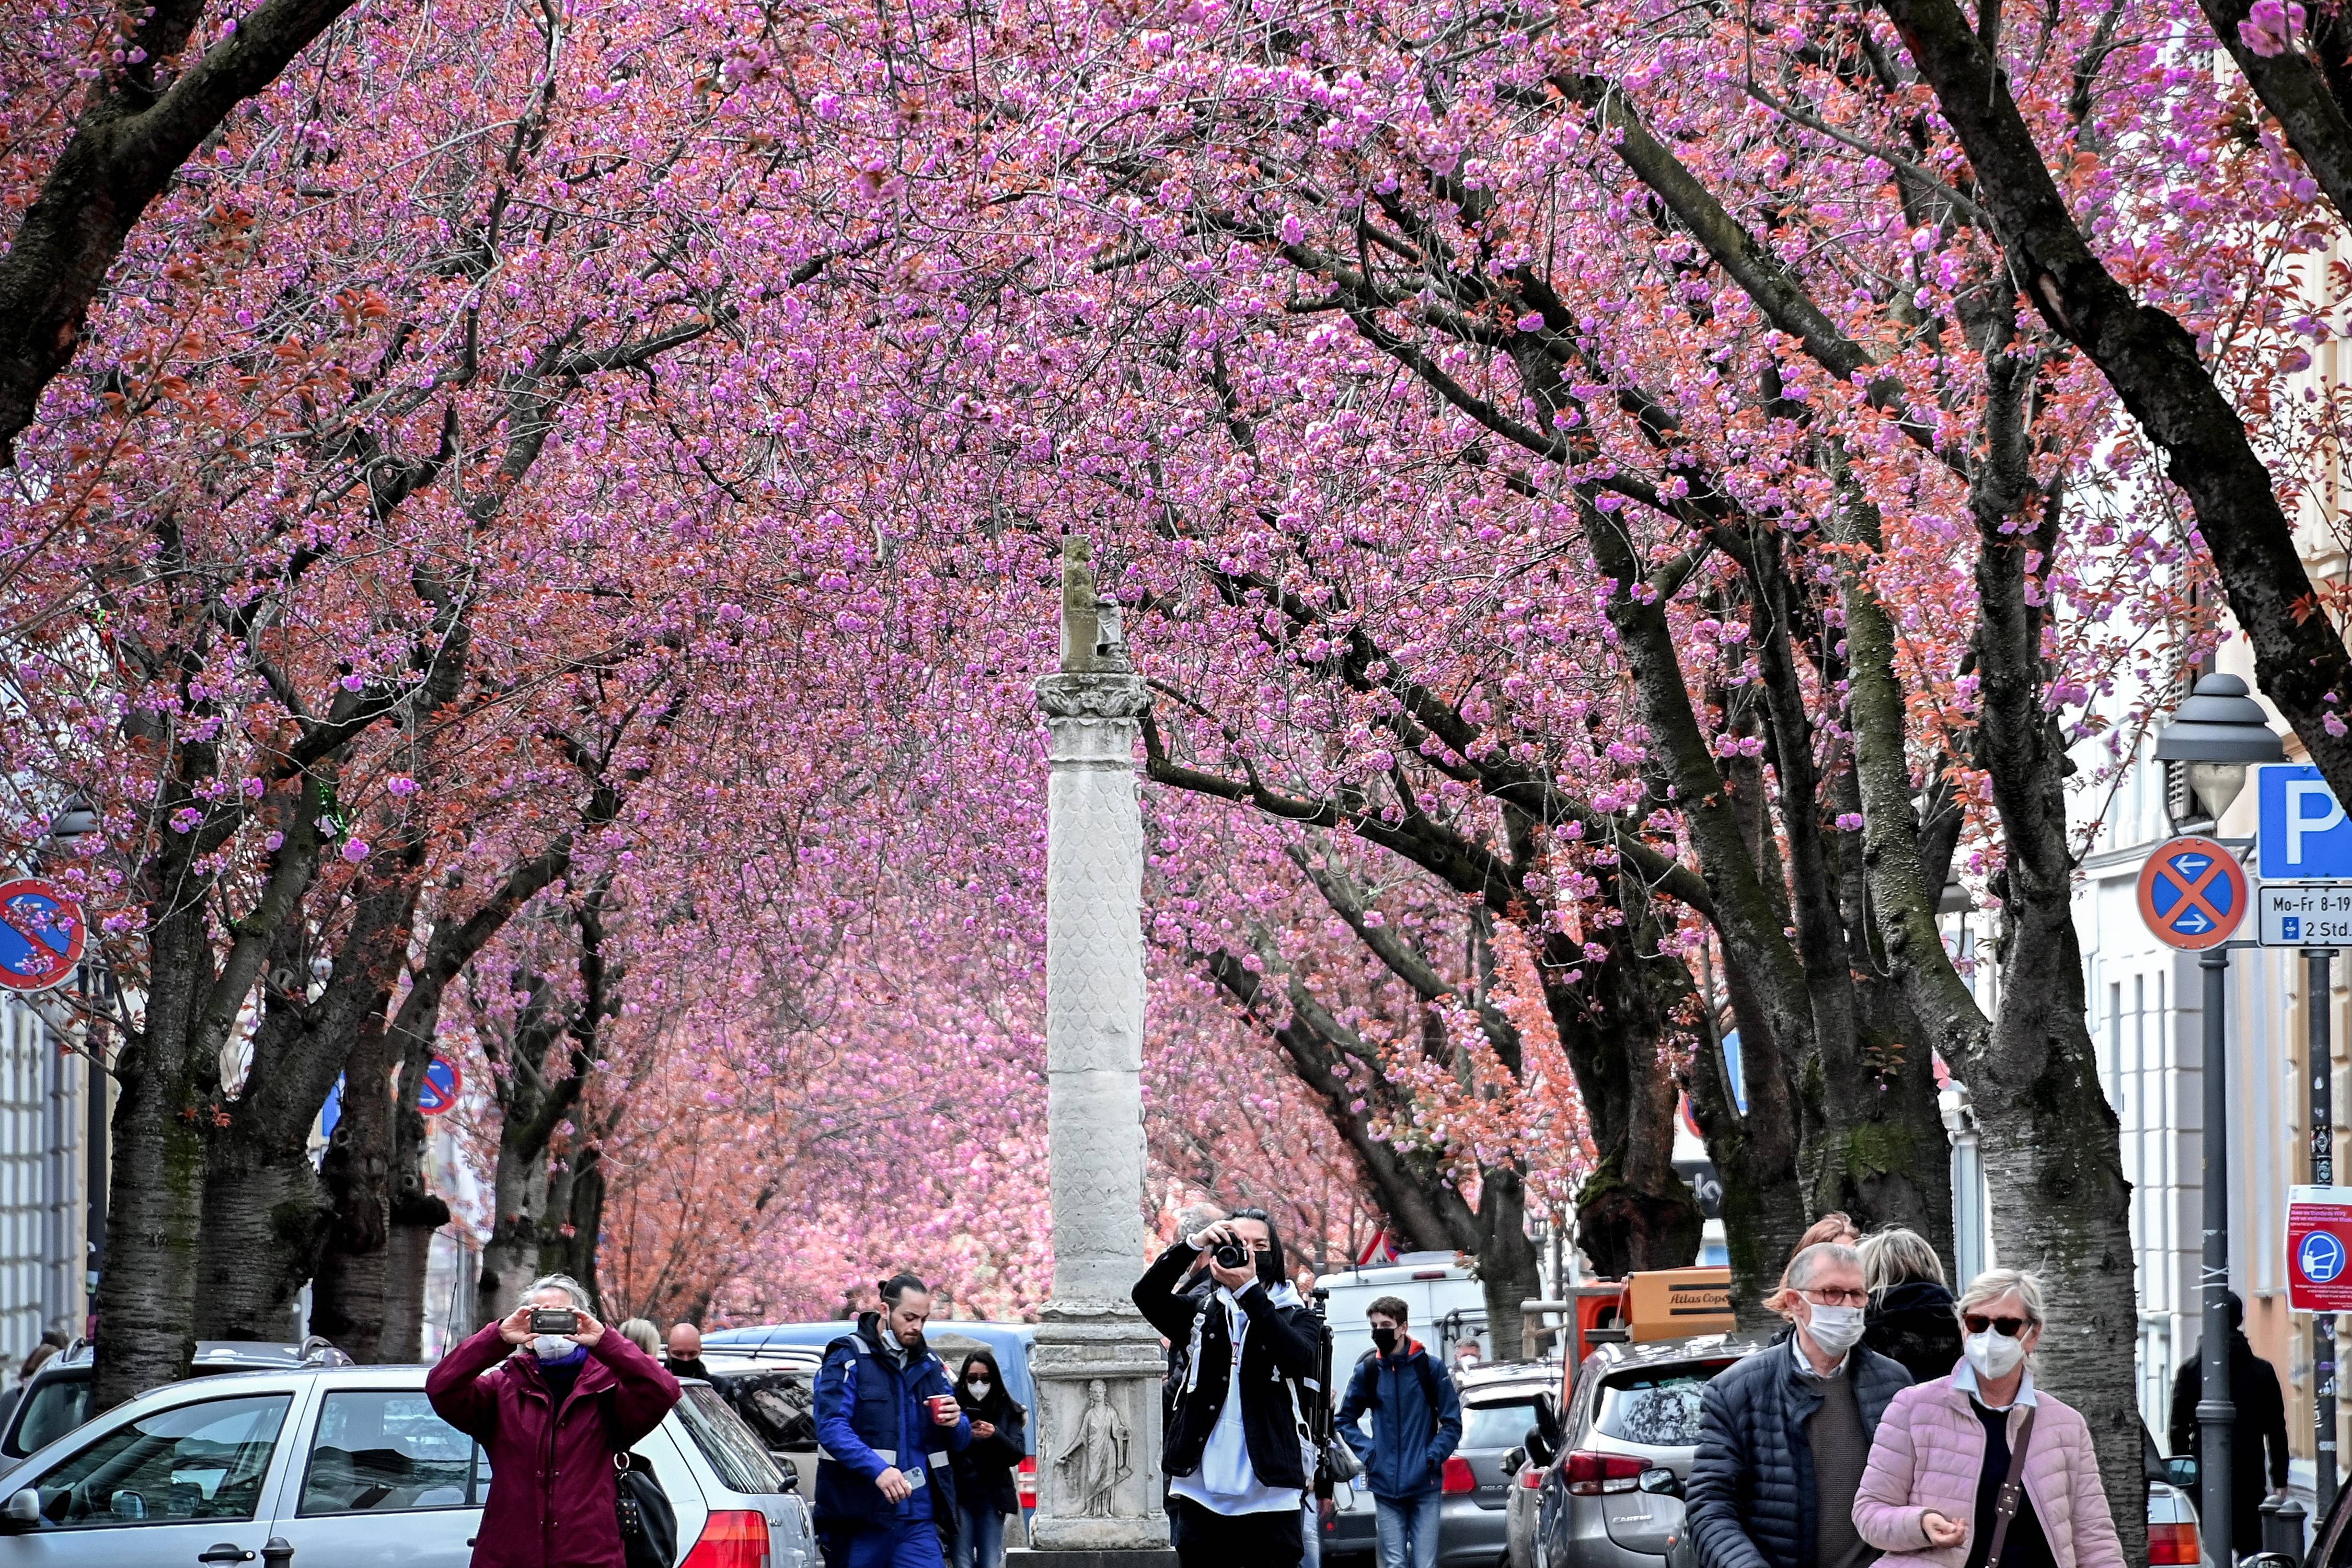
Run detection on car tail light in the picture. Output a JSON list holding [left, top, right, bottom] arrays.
[[1562, 1450, 1647, 1496], [2148, 1521, 2199, 1565], [1018, 1455, 1037, 1509], [679, 1509, 771, 1568], [1442, 1456, 1475, 1494], [1519, 1465, 1544, 1489]]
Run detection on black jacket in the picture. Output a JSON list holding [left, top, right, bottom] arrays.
[[2170, 1332, 2290, 1554], [950, 1351, 1027, 1517], [1686, 1342, 1912, 1568], [1133, 1241, 1320, 1490], [1863, 1281, 1963, 1385]]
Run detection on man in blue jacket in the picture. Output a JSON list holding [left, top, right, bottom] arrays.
[[1335, 1297, 1462, 1568], [816, 1273, 973, 1568], [1687, 1242, 1910, 1568]]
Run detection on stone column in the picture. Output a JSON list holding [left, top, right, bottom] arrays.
[[1014, 540, 1177, 1565]]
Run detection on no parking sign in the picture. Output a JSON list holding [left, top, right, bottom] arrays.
[[2288, 1186, 2352, 1311]]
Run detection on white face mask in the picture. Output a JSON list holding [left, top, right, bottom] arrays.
[[1965, 1330, 2027, 1380], [966, 1380, 991, 1398], [1802, 1303, 1866, 1358], [532, 1334, 575, 1361]]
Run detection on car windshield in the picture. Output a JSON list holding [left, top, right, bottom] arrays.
[[1460, 1397, 1541, 1450], [10, 1377, 92, 1458], [1593, 1362, 1736, 1448], [676, 1385, 790, 1495]]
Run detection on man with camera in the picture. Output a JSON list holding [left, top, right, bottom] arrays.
[[426, 1273, 681, 1568], [814, 1273, 973, 1568], [1132, 1208, 1321, 1568]]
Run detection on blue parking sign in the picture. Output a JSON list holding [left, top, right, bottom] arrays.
[[2260, 765, 2352, 880]]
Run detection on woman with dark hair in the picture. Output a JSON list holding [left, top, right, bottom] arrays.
[[1132, 1206, 1321, 1568], [949, 1349, 1024, 1568]]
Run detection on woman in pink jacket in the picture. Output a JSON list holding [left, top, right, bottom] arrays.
[[1851, 1269, 2125, 1568]]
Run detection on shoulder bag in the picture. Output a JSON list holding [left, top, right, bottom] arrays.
[[1981, 1408, 2038, 1568], [615, 1449, 678, 1568]]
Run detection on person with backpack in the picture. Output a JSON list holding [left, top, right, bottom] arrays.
[[1334, 1296, 1463, 1568], [425, 1272, 682, 1568]]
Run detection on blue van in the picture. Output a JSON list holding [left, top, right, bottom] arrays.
[[707, 1319, 1041, 1519]]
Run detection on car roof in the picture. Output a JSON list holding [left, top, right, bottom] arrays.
[[1590, 1333, 1775, 1370], [1457, 1360, 1559, 1394]]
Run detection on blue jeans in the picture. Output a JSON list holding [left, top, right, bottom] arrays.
[[1301, 1499, 1321, 1568], [1373, 1491, 1441, 1568], [818, 1515, 948, 1568], [951, 1502, 1005, 1568]]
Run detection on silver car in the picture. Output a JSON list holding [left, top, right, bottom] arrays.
[[0, 1359, 815, 1566]]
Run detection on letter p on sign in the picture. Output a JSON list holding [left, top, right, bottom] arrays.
[[2260, 766, 2352, 879]]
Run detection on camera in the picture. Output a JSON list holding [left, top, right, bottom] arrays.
[[1213, 1241, 1250, 1270], [529, 1308, 580, 1335]]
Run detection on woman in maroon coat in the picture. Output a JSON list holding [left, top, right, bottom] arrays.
[[427, 1273, 682, 1568]]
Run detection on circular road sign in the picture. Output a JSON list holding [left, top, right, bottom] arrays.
[[418, 1054, 463, 1117], [0, 879, 85, 993], [2302, 1230, 2347, 1287], [2137, 835, 2249, 950]]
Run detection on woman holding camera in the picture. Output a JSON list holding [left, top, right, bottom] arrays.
[[426, 1272, 682, 1568]]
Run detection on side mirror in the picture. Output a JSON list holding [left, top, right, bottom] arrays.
[[1504, 1447, 1526, 1475], [1638, 1467, 1682, 1498], [1523, 1424, 1555, 1469], [770, 1459, 799, 1491], [2164, 1456, 2198, 1491], [1, 1488, 40, 1529]]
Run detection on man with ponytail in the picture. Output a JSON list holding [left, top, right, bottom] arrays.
[[814, 1273, 973, 1568]]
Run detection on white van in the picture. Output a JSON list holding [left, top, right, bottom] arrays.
[[1314, 1252, 1491, 1385]]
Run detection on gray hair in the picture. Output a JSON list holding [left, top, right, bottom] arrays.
[[1175, 1202, 1227, 1237], [1860, 1228, 1947, 1292], [1955, 1268, 2046, 1325], [617, 1318, 661, 1356], [1784, 1242, 1862, 1295], [522, 1273, 593, 1312]]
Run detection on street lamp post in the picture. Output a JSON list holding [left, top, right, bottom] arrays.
[[2155, 673, 2284, 1568]]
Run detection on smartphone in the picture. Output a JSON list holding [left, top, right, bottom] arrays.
[[529, 1307, 579, 1335]]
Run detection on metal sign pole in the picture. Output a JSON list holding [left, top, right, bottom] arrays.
[[2202, 945, 2236, 1568], [2314, 946, 2341, 1518]]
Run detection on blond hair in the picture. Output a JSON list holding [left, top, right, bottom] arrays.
[[1860, 1228, 1947, 1292]]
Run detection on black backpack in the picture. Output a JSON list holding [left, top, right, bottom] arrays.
[[615, 1450, 677, 1568]]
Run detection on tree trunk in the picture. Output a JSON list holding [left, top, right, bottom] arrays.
[[477, 1132, 550, 1327], [192, 1132, 330, 1341], [91, 1017, 205, 1405], [1475, 1167, 1542, 1361], [308, 1010, 400, 1358], [381, 1205, 448, 1360]]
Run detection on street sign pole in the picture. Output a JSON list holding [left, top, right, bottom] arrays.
[[2315, 947, 2341, 1518], [2201, 946, 2235, 1568]]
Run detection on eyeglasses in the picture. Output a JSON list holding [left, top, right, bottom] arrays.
[[1798, 1287, 1869, 1308], [1963, 1313, 2034, 1338]]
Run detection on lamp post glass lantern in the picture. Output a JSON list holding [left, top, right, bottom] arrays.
[[2152, 672, 2286, 1566]]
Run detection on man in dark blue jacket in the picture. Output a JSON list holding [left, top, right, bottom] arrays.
[[1687, 1243, 1910, 1568], [1335, 1296, 1462, 1568], [816, 1273, 973, 1568]]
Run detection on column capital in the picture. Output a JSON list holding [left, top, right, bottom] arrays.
[[1036, 672, 1151, 722]]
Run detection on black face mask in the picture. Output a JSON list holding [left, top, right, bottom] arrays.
[[1371, 1327, 1399, 1354]]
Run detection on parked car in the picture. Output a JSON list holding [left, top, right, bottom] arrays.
[[0, 1340, 354, 1471], [696, 1347, 824, 1496], [0, 1358, 815, 1566], [1442, 1362, 1560, 1567], [1532, 1334, 2206, 1568]]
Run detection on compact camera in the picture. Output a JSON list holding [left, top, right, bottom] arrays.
[[529, 1308, 580, 1335]]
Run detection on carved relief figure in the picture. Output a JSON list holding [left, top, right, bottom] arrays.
[[1054, 1377, 1131, 1517]]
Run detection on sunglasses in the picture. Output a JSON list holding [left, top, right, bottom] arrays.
[[1963, 1313, 2034, 1338]]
